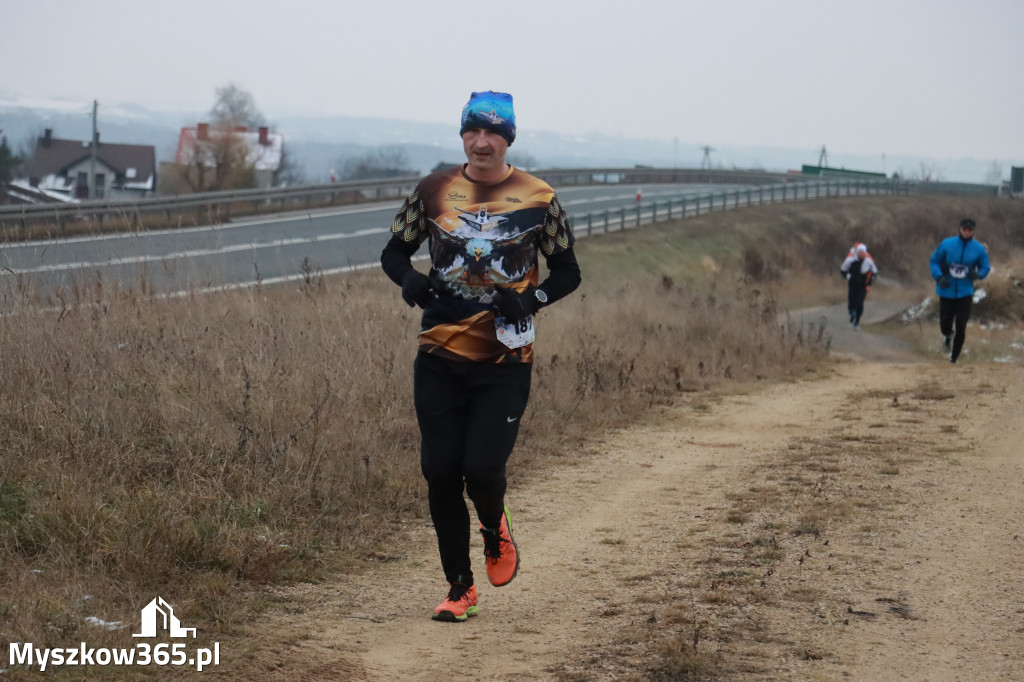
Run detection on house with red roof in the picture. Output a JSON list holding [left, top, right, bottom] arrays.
[[167, 123, 283, 192]]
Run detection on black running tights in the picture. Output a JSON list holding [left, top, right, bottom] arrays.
[[847, 285, 867, 326], [939, 296, 973, 362], [413, 353, 532, 585]]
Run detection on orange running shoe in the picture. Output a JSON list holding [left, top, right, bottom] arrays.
[[480, 505, 519, 587], [432, 582, 478, 622]]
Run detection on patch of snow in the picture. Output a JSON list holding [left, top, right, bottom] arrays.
[[973, 288, 987, 304], [85, 616, 123, 630], [900, 297, 931, 323], [9, 180, 78, 203]]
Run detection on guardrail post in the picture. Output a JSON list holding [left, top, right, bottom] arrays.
[[604, 209, 609, 233], [636, 201, 641, 227], [587, 212, 592, 236], [620, 206, 625, 230]]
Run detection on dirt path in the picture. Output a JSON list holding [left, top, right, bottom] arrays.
[[230, 307, 1024, 681]]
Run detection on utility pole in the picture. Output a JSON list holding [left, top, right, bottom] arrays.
[[89, 100, 98, 199], [700, 145, 714, 170], [818, 144, 828, 168]]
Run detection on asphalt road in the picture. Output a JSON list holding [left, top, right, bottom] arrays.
[[0, 183, 748, 303]]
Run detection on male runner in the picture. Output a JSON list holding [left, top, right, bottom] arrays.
[[380, 91, 581, 622], [929, 218, 990, 363]]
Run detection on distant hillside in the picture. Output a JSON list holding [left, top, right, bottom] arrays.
[[0, 97, 1010, 185]]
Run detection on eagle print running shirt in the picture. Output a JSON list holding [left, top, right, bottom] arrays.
[[390, 165, 574, 363]]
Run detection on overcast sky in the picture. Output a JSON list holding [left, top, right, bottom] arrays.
[[2, 0, 1022, 164]]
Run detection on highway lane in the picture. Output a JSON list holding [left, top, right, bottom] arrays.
[[0, 183, 749, 301]]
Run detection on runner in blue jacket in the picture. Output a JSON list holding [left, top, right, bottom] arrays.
[[929, 218, 990, 363]]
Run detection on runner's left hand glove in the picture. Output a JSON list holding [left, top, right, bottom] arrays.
[[401, 271, 434, 308], [493, 287, 539, 323]]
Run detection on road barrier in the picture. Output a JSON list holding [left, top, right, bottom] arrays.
[[0, 167, 997, 237], [571, 178, 906, 237]]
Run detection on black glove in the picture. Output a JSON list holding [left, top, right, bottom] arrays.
[[401, 271, 434, 308], [967, 268, 979, 281], [938, 275, 950, 288], [492, 287, 539, 323]]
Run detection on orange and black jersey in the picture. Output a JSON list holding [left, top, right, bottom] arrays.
[[381, 164, 579, 363]]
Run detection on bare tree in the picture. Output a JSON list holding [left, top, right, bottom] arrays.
[[274, 146, 306, 186], [339, 146, 415, 180], [171, 84, 272, 192], [210, 83, 266, 129]]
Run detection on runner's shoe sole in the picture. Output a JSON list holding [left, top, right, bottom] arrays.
[[431, 605, 479, 622]]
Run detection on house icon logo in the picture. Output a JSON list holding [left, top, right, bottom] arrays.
[[132, 597, 196, 639]]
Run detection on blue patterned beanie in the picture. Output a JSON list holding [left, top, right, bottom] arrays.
[[460, 91, 516, 146]]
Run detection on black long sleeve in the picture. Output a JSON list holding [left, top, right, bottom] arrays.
[[539, 247, 581, 306], [380, 234, 421, 287]]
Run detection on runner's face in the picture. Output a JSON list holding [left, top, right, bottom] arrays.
[[462, 128, 509, 179]]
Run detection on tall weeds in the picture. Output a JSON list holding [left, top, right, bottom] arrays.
[[7, 197, 928, 648]]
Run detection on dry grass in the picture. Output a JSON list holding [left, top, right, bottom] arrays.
[[1, 193, 1020, 679], [0, 239, 828, 659]]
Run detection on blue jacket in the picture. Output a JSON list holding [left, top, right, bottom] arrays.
[[929, 236, 990, 300]]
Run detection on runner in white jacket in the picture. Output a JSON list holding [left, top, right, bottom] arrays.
[[840, 244, 878, 330]]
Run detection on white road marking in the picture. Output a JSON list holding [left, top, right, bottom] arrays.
[[2, 227, 391, 275]]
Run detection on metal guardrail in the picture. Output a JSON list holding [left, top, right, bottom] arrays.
[[0, 175, 423, 231], [570, 178, 906, 236], [0, 167, 999, 234], [0, 168, 812, 233]]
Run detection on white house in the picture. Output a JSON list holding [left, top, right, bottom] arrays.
[[175, 123, 283, 189], [23, 129, 156, 201]]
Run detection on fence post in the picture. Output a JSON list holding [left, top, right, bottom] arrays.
[[604, 209, 609, 233], [620, 206, 625, 230], [587, 212, 592, 236]]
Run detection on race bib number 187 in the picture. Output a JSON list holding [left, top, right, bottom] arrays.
[[495, 315, 535, 349]]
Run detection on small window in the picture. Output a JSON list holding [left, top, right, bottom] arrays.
[[126, 167, 137, 179]]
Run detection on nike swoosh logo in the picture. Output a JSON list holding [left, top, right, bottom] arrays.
[[507, 416, 519, 423]]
